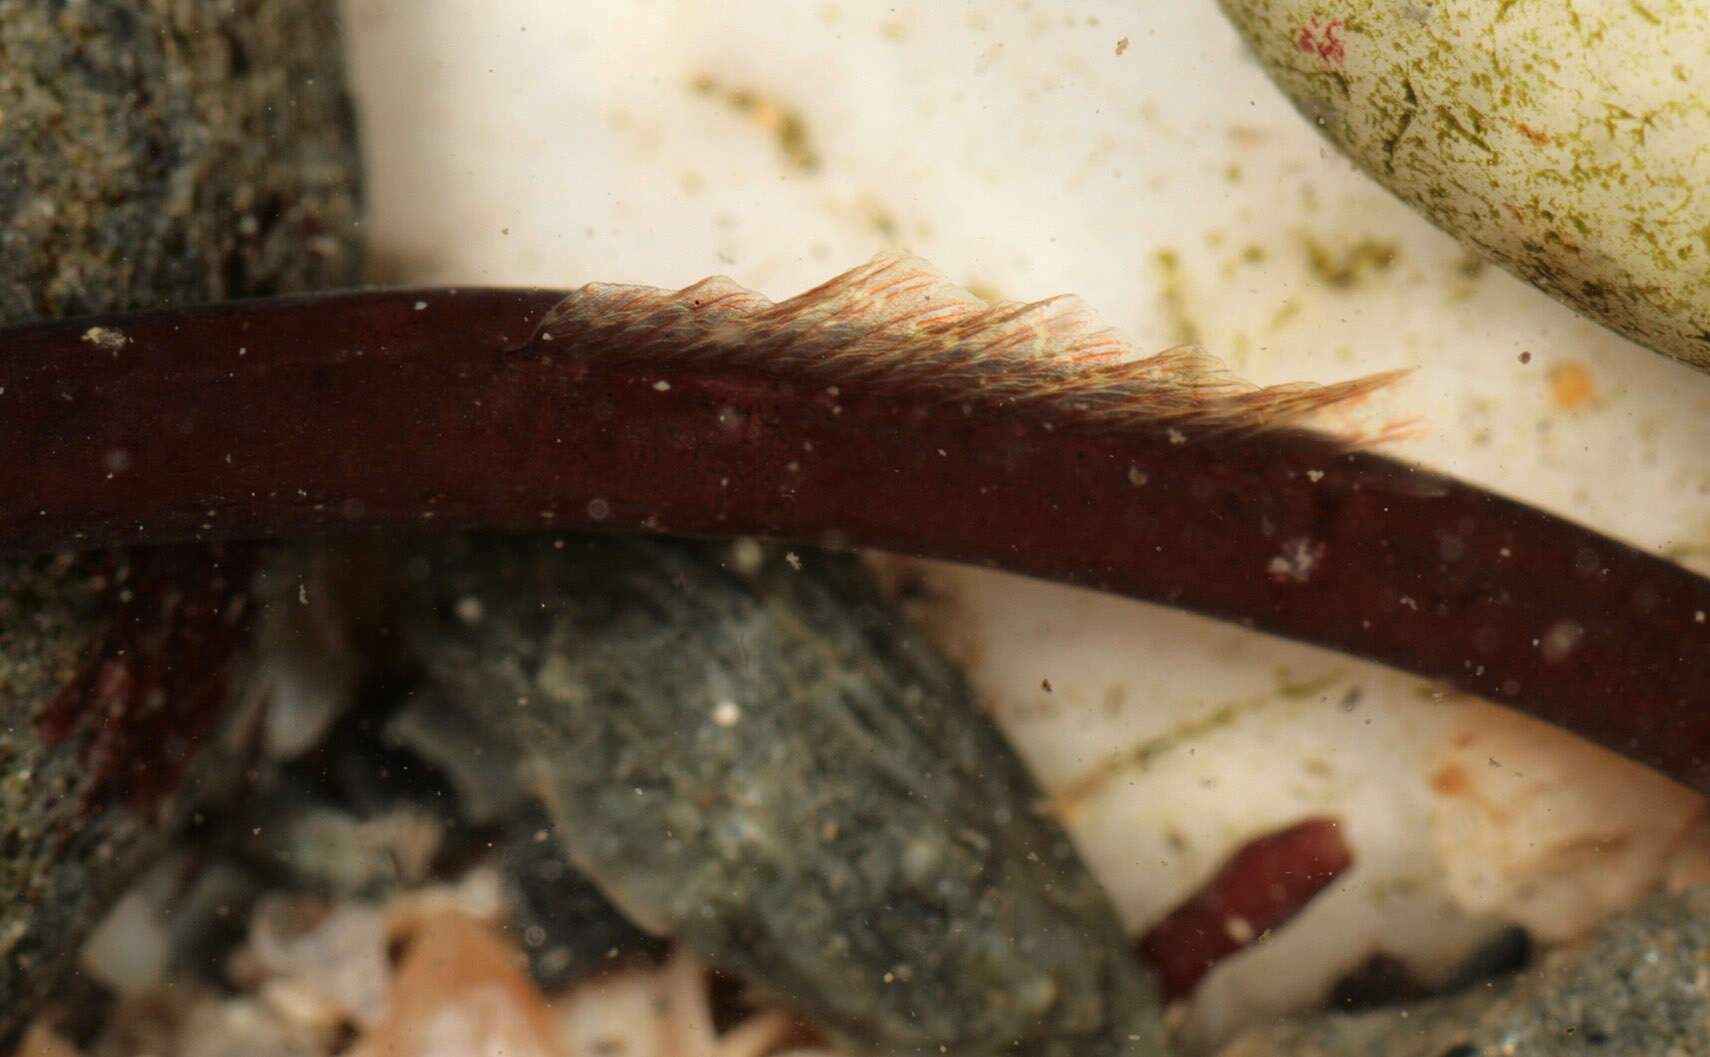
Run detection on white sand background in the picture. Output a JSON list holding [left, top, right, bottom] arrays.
[[339, 1, 1710, 1046]]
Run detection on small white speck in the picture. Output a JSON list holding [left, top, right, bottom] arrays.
[[1167, 427, 1187, 445], [413, 300, 428, 311], [785, 551, 802, 571], [1697, 611, 1706, 624], [455, 596, 484, 624], [81, 326, 131, 350], [1306, 469, 1324, 482], [586, 497, 611, 521], [1267, 537, 1325, 583], [727, 538, 764, 576], [1539, 619, 1585, 663], [712, 700, 741, 727], [1399, 595, 1418, 610], [237, 346, 247, 356], [1127, 465, 1149, 487], [653, 379, 671, 391], [297, 582, 309, 605], [1224, 915, 1255, 944]]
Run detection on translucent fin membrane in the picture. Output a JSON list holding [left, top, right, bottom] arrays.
[[534, 254, 1404, 440]]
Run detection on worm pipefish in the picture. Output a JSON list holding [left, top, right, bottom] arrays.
[[3, 254, 1709, 792]]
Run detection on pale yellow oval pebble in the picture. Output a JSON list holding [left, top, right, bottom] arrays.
[[1219, 0, 1710, 370]]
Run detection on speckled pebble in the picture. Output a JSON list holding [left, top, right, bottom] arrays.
[[1220, 0, 1710, 370]]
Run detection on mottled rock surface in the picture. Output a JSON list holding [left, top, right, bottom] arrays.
[[0, 549, 260, 1046], [1223, 884, 1710, 1057], [396, 535, 1169, 1057], [0, 0, 361, 323]]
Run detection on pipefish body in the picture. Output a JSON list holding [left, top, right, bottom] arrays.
[[3, 254, 1708, 792]]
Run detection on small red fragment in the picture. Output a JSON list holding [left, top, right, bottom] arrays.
[[1136, 816, 1352, 1000], [37, 546, 259, 820], [1296, 18, 1345, 65], [1512, 122, 1550, 146]]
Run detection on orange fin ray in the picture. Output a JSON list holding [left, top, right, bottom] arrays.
[[535, 253, 1404, 441]]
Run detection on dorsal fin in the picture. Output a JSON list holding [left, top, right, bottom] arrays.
[[533, 253, 1405, 440]]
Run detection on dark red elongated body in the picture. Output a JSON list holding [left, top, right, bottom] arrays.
[[3, 281, 1708, 792]]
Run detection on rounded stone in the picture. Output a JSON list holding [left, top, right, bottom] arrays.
[[1219, 0, 1710, 371]]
